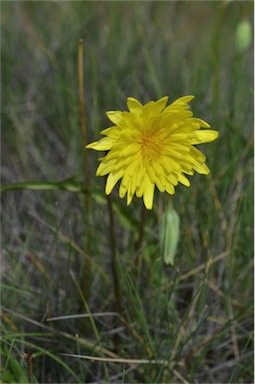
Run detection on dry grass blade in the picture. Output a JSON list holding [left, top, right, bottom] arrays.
[[46, 312, 118, 321], [59, 353, 170, 366]]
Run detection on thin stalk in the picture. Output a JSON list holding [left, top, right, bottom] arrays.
[[78, 39, 91, 300], [106, 193, 122, 315], [106, 192, 122, 350], [211, 2, 227, 126], [134, 203, 146, 273]]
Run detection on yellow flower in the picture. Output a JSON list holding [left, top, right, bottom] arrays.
[[86, 96, 218, 210]]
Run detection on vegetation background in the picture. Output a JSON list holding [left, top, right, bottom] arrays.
[[1, 1, 254, 383]]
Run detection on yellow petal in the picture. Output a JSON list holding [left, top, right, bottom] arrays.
[[147, 165, 157, 183], [101, 126, 120, 139], [143, 174, 155, 210], [154, 96, 169, 112], [191, 130, 219, 144], [189, 147, 206, 162], [86, 141, 99, 149], [165, 183, 175, 195], [127, 186, 135, 206], [121, 143, 140, 157], [86, 138, 113, 151], [97, 160, 116, 176], [166, 95, 195, 110], [169, 133, 193, 141], [167, 173, 178, 186], [119, 178, 128, 198], [193, 162, 210, 174], [105, 171, 123, 195], [155, 177, 165, 192], [192, 117, 210, 128], [124, 159, 140, 177], [130, 171, 138, 194], [178, 173, 190, 187], [182, 169, 195, 176], [169, 143, 190, 153], [127, 97, 143, 113], [152, 160, 165, 176], [106, 111, 123, 125], [161, 155, 181, 173], [135, 168, 146, 197]]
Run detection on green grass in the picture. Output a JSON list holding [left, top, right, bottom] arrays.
[[1, 1, 253, 383]]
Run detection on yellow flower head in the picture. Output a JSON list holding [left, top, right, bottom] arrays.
[[86, 96, 218, 209]]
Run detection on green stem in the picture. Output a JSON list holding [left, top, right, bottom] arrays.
[[106, 194, 122, 314], [106, 193, 122, 350], [211, 2, 227, 126], [134, 203, 146, 273], [78, 39, 91, 300]]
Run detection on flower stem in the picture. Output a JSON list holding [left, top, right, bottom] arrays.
[[106, 194, 122, 315], [78, 39, 91, 300], [134, 203, 147, 273], [212, 3, 227, 125], [106, 193, 122, 350]]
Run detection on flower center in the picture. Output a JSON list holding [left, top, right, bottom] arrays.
[[139, 136, 162, 162]]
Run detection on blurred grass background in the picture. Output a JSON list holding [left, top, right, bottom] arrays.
[[1, 1, 254, 383]]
